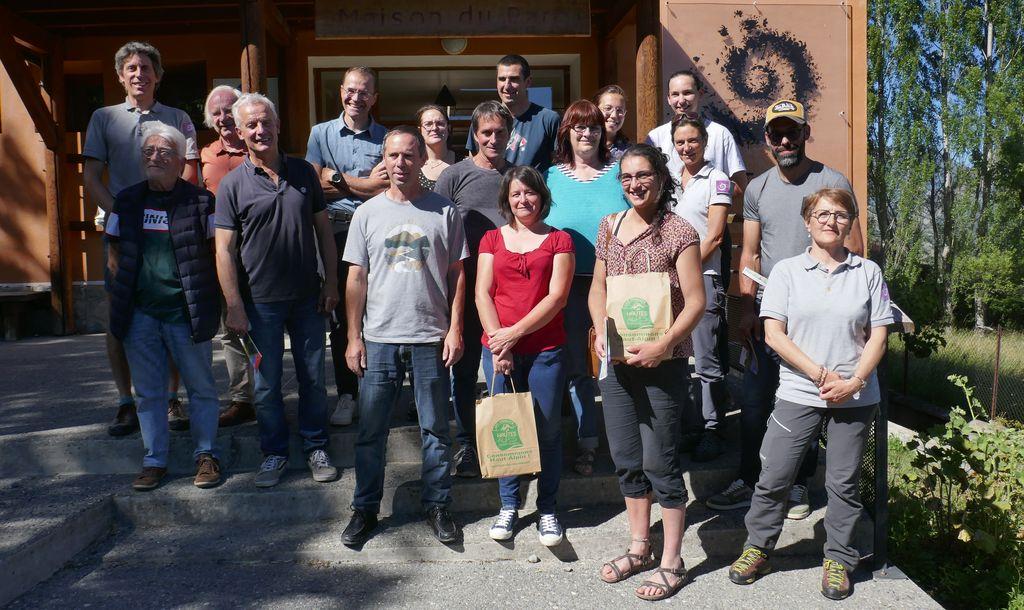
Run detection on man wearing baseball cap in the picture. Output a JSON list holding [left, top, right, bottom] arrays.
[[705, 99, 864, 517]]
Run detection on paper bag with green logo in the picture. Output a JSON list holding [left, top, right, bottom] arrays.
[[475, 376, 542, 479], [605, 250, 673, 363]]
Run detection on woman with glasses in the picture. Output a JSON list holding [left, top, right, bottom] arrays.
[[727, 188, 891, 601], [593, 85, 630, 161], [544, 99, 629, 476], [590, 143, 704, 601], [416, 105, 456, 190]]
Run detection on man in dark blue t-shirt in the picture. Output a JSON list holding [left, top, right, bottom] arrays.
[[465, 54, 561, 172]]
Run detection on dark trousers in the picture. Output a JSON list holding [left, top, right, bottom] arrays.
[[452, 261, 484, 447], [599, 358, 690, 508], [330, 229, 359, 398]]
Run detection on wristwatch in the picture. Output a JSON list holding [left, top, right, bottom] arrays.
[[330, 171, 343, 185]]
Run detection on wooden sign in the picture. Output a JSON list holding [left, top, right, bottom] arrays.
[[315, 0, 591, 38]]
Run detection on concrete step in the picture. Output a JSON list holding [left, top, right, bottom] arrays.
[[112, 457, 746, 525]]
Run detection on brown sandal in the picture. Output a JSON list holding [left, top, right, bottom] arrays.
[[635, 565, 689, 601], [599, 538, 656, 584]]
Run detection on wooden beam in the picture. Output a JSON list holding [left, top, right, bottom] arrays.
[[635, 0, 660, 139], [603, 0, 637, 36], [240, 0, 266, 93], [0, 27, 61, 150], [44, 41, 73, 334], [0, 5, 57, 55], [264, 0, 292, 46]]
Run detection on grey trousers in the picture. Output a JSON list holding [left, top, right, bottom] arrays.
[[220, 308, 254, 403], [744, 398, 876, 572], [689, 273, 728, 433]]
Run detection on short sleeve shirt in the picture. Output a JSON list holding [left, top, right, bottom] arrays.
[[83, 100, 199, 225], [595, 211, 700, 359], [478, 228, 574, 354], [645, 118, 747, 178], [200, 140, 247, 195], [760, 249, 894, 408], [671, 164, 733, 275], [432, 158, 509, 254], [342, 191, 469, 344], [214, 155, 326, 304], [743, 162, 856, 281], [305, 117, 387, 214], [466, 102, 561, 171]]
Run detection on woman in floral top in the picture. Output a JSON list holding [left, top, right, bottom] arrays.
[[589, 143, 705, 601]]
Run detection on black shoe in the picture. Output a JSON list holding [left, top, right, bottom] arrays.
[[108, 403, 139, 437], [679, 431, 701, 453], [426, 506, 460, 543], [692, 432, 724, 462], [341, 508, 378, 546], [454, 444, 480, 478]]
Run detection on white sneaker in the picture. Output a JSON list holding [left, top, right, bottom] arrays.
[[537, 513, 564, 547], [489, 507, 517, 541], [787, 484, 810, 520], [307, 448, 338, 483], [330, 394, 356, 427]]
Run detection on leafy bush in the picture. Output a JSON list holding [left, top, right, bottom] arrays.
[[890, 375, 1024, 609]]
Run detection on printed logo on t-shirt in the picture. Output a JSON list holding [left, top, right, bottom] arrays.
[[507, 130, 527, 153], [715, 179, 733, 195], [142, 208, 169, 232], [881, 281, 891, 303], [384, 224, 431, 272]]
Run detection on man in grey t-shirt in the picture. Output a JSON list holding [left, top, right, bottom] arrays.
[[341, 126, 468, 547], [706, 99, 865, 514]]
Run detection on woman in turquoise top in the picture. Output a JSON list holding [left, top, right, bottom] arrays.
[[545, 99, 628, 475]]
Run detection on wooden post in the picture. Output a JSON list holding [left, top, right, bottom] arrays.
[[240, 0, 266, 93], [635, 0, 661, 140], [44, 41, 73, 334]]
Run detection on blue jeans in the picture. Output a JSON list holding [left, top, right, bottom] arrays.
[[739, 327, 818, 487], [245, 296, 328, 457], [563, 276, 600, 450], [482, 346, 565, 514], [354, 341, 453, 513], [122, 310, 219, 467]]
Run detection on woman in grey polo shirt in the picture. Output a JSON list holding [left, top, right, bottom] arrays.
[[726, 188, 892, 601]]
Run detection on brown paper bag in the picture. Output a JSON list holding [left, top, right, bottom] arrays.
[[605, 253, 673, 363], [475, 377, 542, 479]]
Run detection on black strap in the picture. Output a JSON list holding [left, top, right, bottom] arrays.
[[612, 210, 628, 237]]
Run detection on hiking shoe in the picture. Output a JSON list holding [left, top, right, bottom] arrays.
[[218, 401, 255, 427], [821, 559, 851, 600], [489, 507, 518, 541], [454, 444, 480, 478], [574, 448, 596, 476], [168, 398, 189, 431], [706, 479, 753, 511], [307, 449, 338, 482], [537, 513, 564, 547], [729, 547, 771, 584], [108, 403, 139, 437], [330, 394, 357, 426], [342, 507, 378, 546], [692, 432, 724, 462], [193, 453, 221, 488], [254, 455, 288, 488], [787, 484, 810, 520], [132, 466, 167, 491]]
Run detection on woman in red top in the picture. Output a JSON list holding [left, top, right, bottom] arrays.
[[476, 165, 575, 547]]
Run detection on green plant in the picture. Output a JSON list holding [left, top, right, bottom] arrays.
[[891, 375, 1024, 609]]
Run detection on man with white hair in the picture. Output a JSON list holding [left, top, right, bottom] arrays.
[[83, 41, 200, 438], [198, 85, 255, 428], [215, 93, 340, 489], [105, 121, 221, 492]]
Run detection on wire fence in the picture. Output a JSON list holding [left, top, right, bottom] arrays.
[[888, 326, 1024, 423]]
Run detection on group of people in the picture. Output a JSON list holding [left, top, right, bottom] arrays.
[[87, 42, 891, 602]]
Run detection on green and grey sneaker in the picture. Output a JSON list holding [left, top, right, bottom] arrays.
[[821, 559, 851, 600], [787, 484, 810, 520], [254, 455, 288, 488], [729, 547, 771, 585]]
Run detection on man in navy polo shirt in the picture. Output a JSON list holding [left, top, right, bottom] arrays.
[[306, 66, 389, 428], [216, 93, 339, 489]]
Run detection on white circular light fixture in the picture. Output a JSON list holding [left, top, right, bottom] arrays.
[[442, 38, 468, 55]]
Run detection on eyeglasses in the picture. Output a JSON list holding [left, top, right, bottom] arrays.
[[142, 146, 175, 160], [343, 88, 372, 100], [812, 210, 853, 225], [600, 106, 626, 117], [421, 121, 447, 129], [619, 171, 657, 186], [571, 125, 602, 135]]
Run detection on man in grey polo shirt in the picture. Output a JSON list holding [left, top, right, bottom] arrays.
[[306, 66, 389, 428], [706, 99, 865, 517], [83, 41, 199, 438]]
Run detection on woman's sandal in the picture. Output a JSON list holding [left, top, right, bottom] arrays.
[[635, 565, 689, 601], [599, 538, 656, 584], [574, 448, 596, 476]]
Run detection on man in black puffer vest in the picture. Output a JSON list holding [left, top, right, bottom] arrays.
[[106, 121, 222, 492]]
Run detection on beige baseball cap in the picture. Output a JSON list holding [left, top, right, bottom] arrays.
[[764, 99, 806, 127]]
